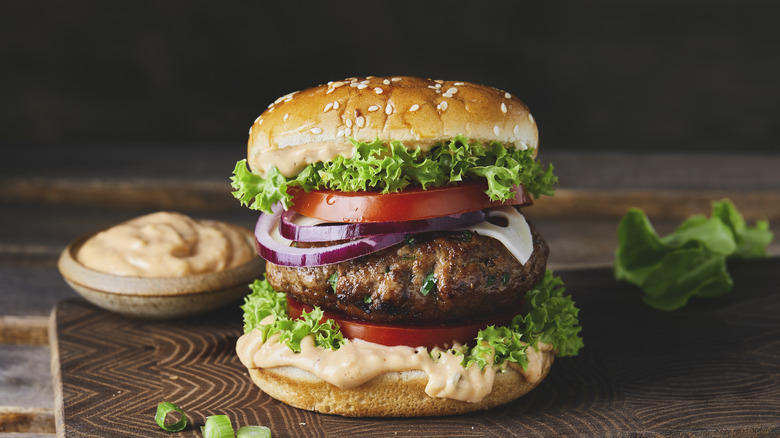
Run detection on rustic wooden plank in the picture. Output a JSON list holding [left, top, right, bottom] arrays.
[[50, 259, 780, 437], [0, 344, 56, 435], [0, 316, 48, 345], [533, 188, 780, 220], [0, 264, 77, 318], [4, 152, 780, 218], [0, 345, 54, 410], [0, 407, 55, 435], [0, 204, 255, 254]]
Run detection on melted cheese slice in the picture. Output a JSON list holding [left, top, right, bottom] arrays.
[[465, 206, 534, 265]]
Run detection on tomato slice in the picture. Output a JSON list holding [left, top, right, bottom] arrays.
[[287, 181, 532, 223], [287, 296, 521, 350]]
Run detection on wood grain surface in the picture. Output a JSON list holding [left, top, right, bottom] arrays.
[[50, 259, 780, 437]]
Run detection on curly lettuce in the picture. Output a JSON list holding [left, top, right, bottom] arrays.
[[459, 270, 583, 370], [231, 135, 557, 214], [614, 199, 773, 311], [240, 270, 582, 371], [241, 276, 344, 352]]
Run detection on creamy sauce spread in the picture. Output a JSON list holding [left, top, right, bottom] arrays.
[[250, 140, 441, 178], [77, 212, 255, 277], [250, 142, 355, 177], [236, 318, 552, 403]]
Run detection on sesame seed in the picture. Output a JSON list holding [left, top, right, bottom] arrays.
[[442, 93, 453, 98], [513, 124, 520, 136], [345, 127, 352, 136], [504, 92, 511, 99], [356, 116, 365, 127], [519, 142, 529, 151], [385, 104, 393, 115], [283, 113, 290, 121], [434, 80, 444, 84], [427, 85, 438, 90], [493, 125, 500, 135], [345, 119, 353, 128], [357, 84, 368, 90], [434, 83, 442, 88], [446, 87, 458, 94], [337, 130, 345, 137], [501, 102, 507, 113], [391, 77, 402, 81], [383, 79, 391, 85], [257, 119, 263, 125], [331, 81, 345, 88], [368, 105, 380, 112], [361, 79, 370, 85], [454, 82, 465, 86], [440, 101, 448, 110], [409, 104, 420, 112], [254, 115, 262, 123], [326, 88, 335, 94], [248, 127, 252, 134], [311, 127, 323, 134], [324, 103, 333, 112], [528, 114, 535, 123], [374, 87, 384, 94], [333, 101, 339, 110]]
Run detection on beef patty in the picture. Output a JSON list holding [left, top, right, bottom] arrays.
[[265, 225, 548, 324]]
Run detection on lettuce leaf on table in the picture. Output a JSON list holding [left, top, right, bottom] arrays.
[[614, 199, 773, 311]]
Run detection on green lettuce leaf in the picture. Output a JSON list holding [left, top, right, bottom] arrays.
[[459, 270, 583, 370], [231, 136, 557, 214], [515, 270, 584, 358], [614, 199, 773, 311], [240, 275, 345, 352], [241, 270, 582, 372]]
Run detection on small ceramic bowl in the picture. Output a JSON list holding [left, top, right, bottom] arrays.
[[58, 224, 264, 319]]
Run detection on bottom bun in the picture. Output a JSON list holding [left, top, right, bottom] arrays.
[[247, 352, 554, 417]]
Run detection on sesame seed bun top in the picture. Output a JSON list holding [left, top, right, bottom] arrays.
[[247, 76, 539, 177]]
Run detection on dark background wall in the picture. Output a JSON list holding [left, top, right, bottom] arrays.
[[2, 0, 778, 153]]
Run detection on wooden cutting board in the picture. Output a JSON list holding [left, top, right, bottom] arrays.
[[50, 260, 780, 437]]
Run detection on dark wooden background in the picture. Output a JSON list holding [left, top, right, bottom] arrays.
[[2, 0, 779, 153]]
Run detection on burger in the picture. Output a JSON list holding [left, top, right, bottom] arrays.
[[231, 76, 582, 417]]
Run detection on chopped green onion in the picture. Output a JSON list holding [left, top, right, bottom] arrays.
[[237, 425, 272, 438], [502, 272, 510, 284], [155, 401, 187, 432], [328, 272, 338, 291], [420, 272, 437, 296], [202, 415, 234, 438]]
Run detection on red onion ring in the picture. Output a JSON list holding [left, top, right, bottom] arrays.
[[279, 209, 487, 242], [254, 204, 407, 267]]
